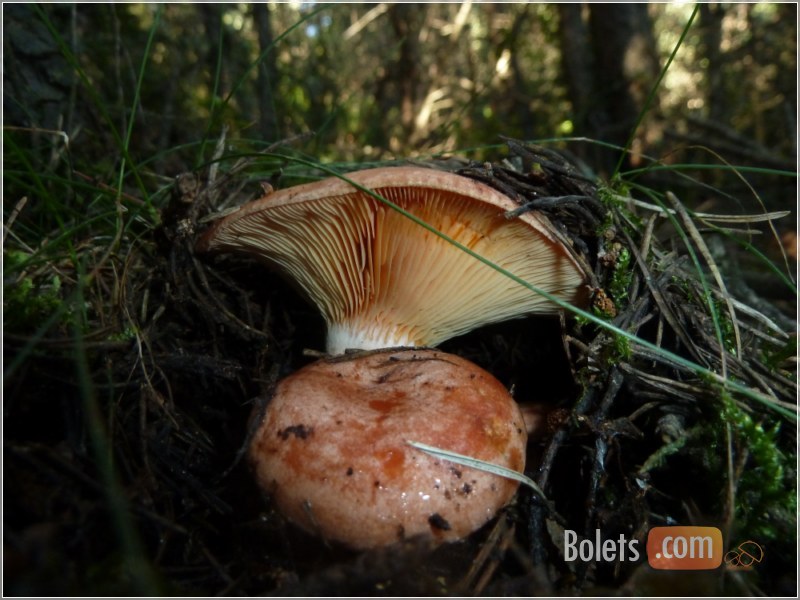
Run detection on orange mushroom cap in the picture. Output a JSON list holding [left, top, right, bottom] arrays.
[[197, 166, 587, 354], [249, 348, 527, 549]]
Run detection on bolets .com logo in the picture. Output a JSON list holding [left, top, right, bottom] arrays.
[[647, 527, 765, 570], [565, 526, 764, 571], [646, 527, 723, 570]]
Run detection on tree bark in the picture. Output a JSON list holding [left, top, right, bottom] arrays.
[[369, 4, 426, 150], [698, 3, 725, 123], [253, 4, 280, 141], [201, 5, 229, 100], [587, 4, 660, 172], [389, 4, 424, 136], [3, 4, 74, 130], [557, 5, 595, 142]]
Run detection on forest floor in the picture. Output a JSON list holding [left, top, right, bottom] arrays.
[[4, 139, 797, 596]]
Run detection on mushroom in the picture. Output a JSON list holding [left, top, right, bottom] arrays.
[[250, 348, 527, 549], [196, 166, 588, 549], [196, 166, 587, 354]]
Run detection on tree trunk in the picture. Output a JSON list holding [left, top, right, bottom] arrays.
[[3, 4, 74, 131], [253, 4, 280, 141], [587, 4, 660, 172], [390, 4, 424, 136], [505, 6, 534, 138], [369, 4, 426, 150], [557, 5, 595, 157], [201, 5, 229, 101], [699, 3, 725, 123]]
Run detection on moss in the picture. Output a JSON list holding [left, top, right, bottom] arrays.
[[670, 275, 695, 304], [710, 298, 737, 357], [719, 393, 797, 543], [596, 184, 623, 210], [4, 251, 67, 331], [608, 245, 633, 306], [761, 336, 797, 378], [638, 424, 703, 474]]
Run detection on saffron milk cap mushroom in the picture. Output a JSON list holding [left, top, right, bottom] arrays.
[[249, 348, 528, 549], [196, 166, 587, 354]]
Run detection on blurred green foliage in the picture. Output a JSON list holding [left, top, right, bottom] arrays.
[[4, 4, 796, 168]]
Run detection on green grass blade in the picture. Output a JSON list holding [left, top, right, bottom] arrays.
[[3, 133, 71, 233], [646, 188, 735, 366], [116, 4, 162, 209], [613, 4, 700, 176], [622, 163, 797, 179], [199, 5, 327, 162], [31, 5, 149, 201], [406, 440, 549, 501], [199, 12, 227, 163], [71, 265, 162, 595]]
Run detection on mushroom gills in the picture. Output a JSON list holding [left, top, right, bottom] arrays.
[[197, 167, 587, 354]]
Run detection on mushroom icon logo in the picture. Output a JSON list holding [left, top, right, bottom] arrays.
[[724, 541, 764, 570]]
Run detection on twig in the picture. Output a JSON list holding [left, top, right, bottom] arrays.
[[3, 196, 29, 245], [667, 191, 742, 365], [617, 194, 790, 224]]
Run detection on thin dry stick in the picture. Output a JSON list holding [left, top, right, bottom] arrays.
[[87, 199, 127, 283], [667, 191, 743, 369], [619, 195, 790, 224], [472, 523, 516, 596], [457, 516, 514, 594], [207, 125, 228, 188], [72, 170, 146, 206], [3, 196, 29, 245], [618, 225, 706, 367], [3, 125, 70, 148], [710, 288, 789, 338], [188, 255, 271, 342], [626, 212, 658, 307]]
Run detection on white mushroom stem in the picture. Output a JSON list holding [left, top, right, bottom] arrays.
[[327, 321, 417, 354]]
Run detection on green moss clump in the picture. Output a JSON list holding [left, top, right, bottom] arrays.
[[4, 250, 67, 331], [720, 393, 797, 543], [609, 245, 633, 306]]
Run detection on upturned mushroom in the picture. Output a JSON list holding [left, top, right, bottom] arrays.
[[196, 166, 586, 354], [197, 166, 588, 549]]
